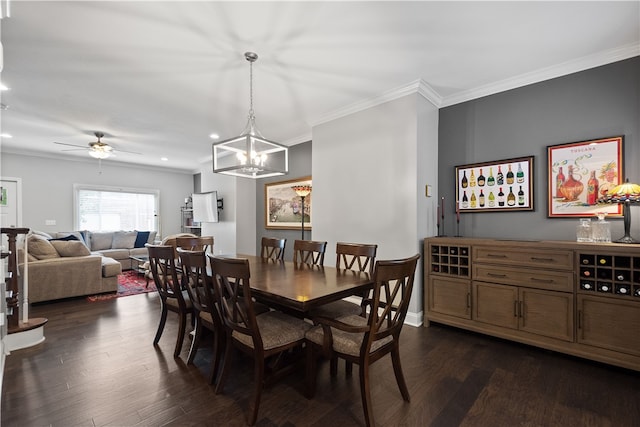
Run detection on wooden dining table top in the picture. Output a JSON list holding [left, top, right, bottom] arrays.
[[218, 254, 374, 313]]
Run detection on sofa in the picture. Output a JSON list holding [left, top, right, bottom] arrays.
[[50, 230, 157, 270], [18, 233, 122, 303]]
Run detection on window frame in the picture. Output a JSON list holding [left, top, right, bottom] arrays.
[[73, 184, 160, 232]]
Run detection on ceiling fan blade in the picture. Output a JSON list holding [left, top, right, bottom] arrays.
[[54, 141, 87, 149], [115, 148, 142, 155], [60, 148, 87, 152]]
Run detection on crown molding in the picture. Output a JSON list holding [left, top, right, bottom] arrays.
[[311, 79, 442, 128], [441, 42, 640, 108]]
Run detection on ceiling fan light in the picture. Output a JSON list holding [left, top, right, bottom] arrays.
[[89, 149, 112, 159]]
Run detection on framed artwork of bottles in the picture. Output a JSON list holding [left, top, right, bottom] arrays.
[[455, 156, 534, 213], [547, 136, 623, 218]]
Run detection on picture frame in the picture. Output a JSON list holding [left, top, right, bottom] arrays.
[[265, 176, 312, 230], [0, 186, 6, 206], [455, 156, 534, 213], [547, 136, 623, 218]]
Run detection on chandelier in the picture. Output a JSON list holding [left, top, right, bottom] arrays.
[[212, 52, 289, 179]]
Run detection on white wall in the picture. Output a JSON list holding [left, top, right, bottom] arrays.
[[312, 93, 438, 325], [1, 152, 193, 237]]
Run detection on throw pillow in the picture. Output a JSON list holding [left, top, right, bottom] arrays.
[[134, 231, 150, 248], [50, 234, 79, 241], [51, 240, 91, 257], [147, 231, 157, 244], [90, 232, 114, 251], [55, 231, 86, 245], [112, 231, 137, 249], [31, 230, 53, 240], [27, 235, 60, 260]]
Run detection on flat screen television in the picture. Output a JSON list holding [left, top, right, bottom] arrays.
[[192, 191, 219, 223]]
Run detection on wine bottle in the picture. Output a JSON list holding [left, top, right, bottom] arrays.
[[488, 191, 495, 207], [477, 168, 485, 186], [469, 169, 476, 187], [470, 191, 477, 208], [587, 170, 599, 205], [507, 186, 516, 206], [461, 191, 469, 208], [487, 167, 495, 186], [517, 185, 525, 206], [556, 166, 565, 198], [516, 163, 524, 183], [461, 170, 468, 188], [479, 189, 485, 207], [506, 165, 514, 184], [497, 165, 504, 185], [497, 187, 505, 207]]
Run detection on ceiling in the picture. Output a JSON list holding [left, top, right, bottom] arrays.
[[1, 1, 639, 173]]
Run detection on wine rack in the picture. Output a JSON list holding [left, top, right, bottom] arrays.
[[430, 244, 470, 278], [578, 253, 640, 299]]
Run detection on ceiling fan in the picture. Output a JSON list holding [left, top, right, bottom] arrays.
[[54, 131, 141, 159]]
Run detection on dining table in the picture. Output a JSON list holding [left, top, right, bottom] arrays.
[[217, 254, 374, 313]]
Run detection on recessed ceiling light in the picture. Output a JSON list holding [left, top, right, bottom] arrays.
[[209, 133, 220, 140], [161, 157, 168, 161], [0, 83, 9, 91], [0, 133, 12, 138]]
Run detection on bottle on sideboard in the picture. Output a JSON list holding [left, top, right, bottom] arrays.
[[487, 167, 495, 186], [498, 187, 505, 207], [477, 168, 486, 186], [506, 165, 514, 184], [507, 186, 516, 206]]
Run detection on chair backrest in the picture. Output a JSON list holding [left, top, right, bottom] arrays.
[[209, 255, 263, 349], [176, 235, 214, 254], [336, 242, 378, 274], [147, 244, 188, 308], [293, 240, 327, 266], [364, 254, 420, 351], [160, 233, 197, 259], [260, 237, 286, 261], [177, 248, 211, 314]]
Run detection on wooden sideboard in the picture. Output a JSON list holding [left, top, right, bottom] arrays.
[[424, 237, 640, 371]]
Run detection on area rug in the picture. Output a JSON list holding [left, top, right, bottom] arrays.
[[87, 270, 156, 302]]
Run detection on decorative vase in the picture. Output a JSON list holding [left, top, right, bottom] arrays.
[[561, 165, 584, 201]]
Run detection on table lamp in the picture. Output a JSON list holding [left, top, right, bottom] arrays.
[[291, 184, 311, 239], [598, 178, 640, 243]]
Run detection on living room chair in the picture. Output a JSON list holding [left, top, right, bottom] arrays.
[[305, 254, 420, 427], [209, 255, 311, 426], [260, 237, 286, 261], [147, 244, 193, 358], [292, 239, 327, 266], [177, 248, 224, 385]]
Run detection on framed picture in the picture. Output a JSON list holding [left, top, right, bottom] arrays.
[[455, 156, 534, 213], [265, 176, 312, 230], [0, 186, 6, 206], [547, 136, 623, 217]]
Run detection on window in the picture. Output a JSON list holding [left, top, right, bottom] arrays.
[[74, 184, 159, 232]]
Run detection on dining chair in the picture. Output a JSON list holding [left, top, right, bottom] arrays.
[[260, 237, 286, 261], [177, 248, 224, 385], [176, 235, 214, 253], [144, 233, 197, 286], [305, 254, 420, 427], [292, 239, 327, 265], [147, 244, 193, 358], [209, 255, 311, 426]]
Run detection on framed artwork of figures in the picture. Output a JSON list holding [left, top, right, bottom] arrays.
[[547, 136, 623, 218], [455, 156, 534, 213]]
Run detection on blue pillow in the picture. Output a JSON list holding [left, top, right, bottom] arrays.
[[134, 231, 150, 248], [49, 234, 79, 242]]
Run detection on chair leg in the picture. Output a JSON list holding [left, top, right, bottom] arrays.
[[345, 360, 353, 377], [248, 356, 264, 425], [391, 343, 410, 402], [208, 329, 224, 385], [305, 342, 318, 399], [187, 317, 202, 364], [153, 305, 168, 346], [215, 336, 234, 394], [330, 356, 338, 377], [174, 312, 187, 358], [359, 362, 375, 427]]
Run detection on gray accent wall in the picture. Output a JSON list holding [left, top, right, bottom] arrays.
[[438, 57, 640, 241]]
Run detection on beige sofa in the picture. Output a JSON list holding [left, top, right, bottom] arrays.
[[18, 233, 122, 303]]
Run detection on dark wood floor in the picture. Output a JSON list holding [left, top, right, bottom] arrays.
[[2, 291, 639, 426]]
